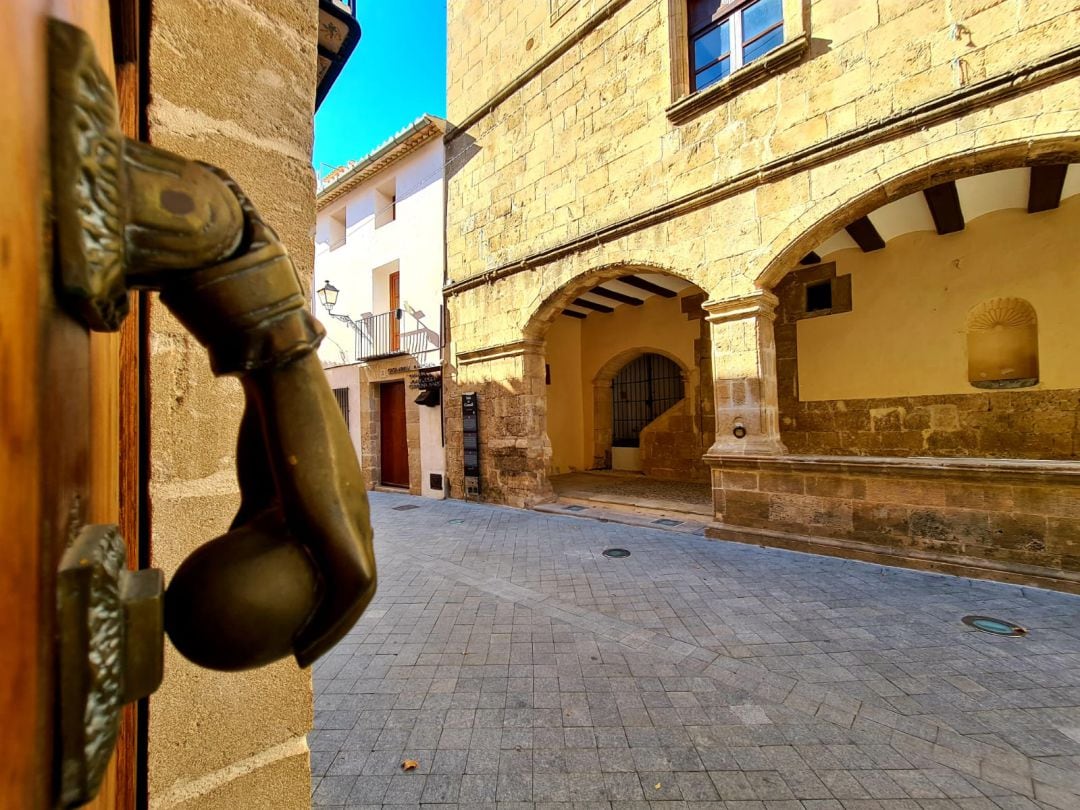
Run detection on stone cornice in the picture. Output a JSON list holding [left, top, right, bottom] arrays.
[[666, 35, 810, 125], [444, 44, 1080, 298], [704, 452, 1080, 485], [456, 339, 545, 366], [703, 291, 779, 323]]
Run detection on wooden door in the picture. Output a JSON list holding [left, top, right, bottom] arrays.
[[0, 1, 141, 807], [389, 270, 401, 352], [379, 382, 409, 487]]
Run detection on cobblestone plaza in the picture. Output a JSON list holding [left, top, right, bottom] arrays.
[[311, 493, 1080, 809]]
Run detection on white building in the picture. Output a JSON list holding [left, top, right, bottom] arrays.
[[313, 114, 446, 498]]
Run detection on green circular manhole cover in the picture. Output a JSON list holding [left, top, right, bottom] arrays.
[[602, 548, 631, 559], [448, 519, 465, 524], [962, 615, 1026, 637]]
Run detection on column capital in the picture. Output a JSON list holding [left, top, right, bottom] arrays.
[[703, 290, 779, 324]]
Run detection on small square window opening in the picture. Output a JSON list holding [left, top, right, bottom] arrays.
[[805, 280, 833, 313]]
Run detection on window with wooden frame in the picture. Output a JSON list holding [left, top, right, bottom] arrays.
[[690, 0, 783, 92], [667, 0, 807, 123]]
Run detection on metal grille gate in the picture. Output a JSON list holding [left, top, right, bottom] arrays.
[[332, 387, 350, 430], [611, 353, 684, 447]]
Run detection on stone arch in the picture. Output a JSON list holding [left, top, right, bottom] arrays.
[[590, 347, 696, 472], [754, 137, 1080, 291], [593, 345, 692, 386], [523, 261, 705, 342]]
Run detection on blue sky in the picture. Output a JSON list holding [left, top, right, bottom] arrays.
[[314, 2, 447, 176]]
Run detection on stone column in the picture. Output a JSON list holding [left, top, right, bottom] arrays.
[[704, 291, 787, 456], [146, 1, 317, 806]]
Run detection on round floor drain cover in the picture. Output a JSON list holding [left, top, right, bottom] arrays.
[[602, 548, 631, 558], [448, 519, 465, 524], [962, 615, 1027, 637]]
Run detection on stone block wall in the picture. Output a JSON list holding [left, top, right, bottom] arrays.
[[640, 319, 715, 481], [774, 262, 1080, 460], [640, 399, 708, 481], [442, 0, 1080, 588], [444, 347, 553, 507], [146, 1, 317, 807], [710, 455, 1080, 593], [446, 0, 1077, 289]]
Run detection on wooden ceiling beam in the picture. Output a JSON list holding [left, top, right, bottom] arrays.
[[591, 286, 644, 306], [800, 251, 821, 265], [845, 216, 886, 252], [572, 297, 614, 313], [923, 181, 965, 234], [561, 309, 587, 319], [1028, 164, 1068, 213], [617, 275, 678, 298]]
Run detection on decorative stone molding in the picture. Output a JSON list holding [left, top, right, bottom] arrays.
[[666, 35, 810, 125], [444, 47, 1080, 298], [702, 291, 779, 324], [456, 339, 545, 366]]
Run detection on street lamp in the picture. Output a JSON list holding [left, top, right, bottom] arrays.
[[317, 280, 339, 312]]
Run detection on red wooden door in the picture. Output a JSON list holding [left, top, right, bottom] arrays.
[[389, 271, 401, 352], [379, 382, 409, 487]]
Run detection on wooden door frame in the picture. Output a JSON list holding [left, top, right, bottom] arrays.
[[112, 2, 152, 808], [389, 270, 401, 353], [0, 2, 147, 807], [379, 380, 409, 487]]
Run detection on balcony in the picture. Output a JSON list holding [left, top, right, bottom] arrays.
[[355, 308, 442, 369]]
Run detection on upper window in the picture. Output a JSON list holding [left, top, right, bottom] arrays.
[[375, 180, 396, 228], [328, 208, 346, 250], [689, 0, 783, 92]]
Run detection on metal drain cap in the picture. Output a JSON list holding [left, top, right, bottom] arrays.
[[962, 615, 1027, 637], [602, 548, 631, 558]]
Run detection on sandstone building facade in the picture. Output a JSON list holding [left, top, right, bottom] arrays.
[[444, 0, 1080, 592]]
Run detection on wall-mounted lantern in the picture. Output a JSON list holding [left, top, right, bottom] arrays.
[[317, 280, 340, 312]]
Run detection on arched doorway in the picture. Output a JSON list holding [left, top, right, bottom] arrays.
[[611, 353, 686, 470], [538, 268, 715, 514]]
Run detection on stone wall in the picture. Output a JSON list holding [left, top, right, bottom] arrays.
[[146, 1, 317, 807], [443, 0, 1080, 594], [640, 318, 715, 481], [446, 0, 1078, 293], [445, 348, 552, 507], [710, 455, 1080, 594], [773, 235, 1080, 462]]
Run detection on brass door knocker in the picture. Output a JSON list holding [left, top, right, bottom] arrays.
[[49, 18, 376, 805]]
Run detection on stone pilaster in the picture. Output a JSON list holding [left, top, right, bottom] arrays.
[[704, 291, 787, 457]]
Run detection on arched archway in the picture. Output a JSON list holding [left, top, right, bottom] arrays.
[[539, 266, 714, 484], [755, 139, 1080, 291], [756, 158, 1079, 460], [523, 262, 706, 342], [591, 347, 692, 472]]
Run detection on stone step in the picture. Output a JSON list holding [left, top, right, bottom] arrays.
[[534, 497, 710, 535]]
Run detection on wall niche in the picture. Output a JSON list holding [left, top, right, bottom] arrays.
[[966, 297, 1039, 389]]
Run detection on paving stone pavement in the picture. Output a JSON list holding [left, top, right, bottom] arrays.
[[310, 492, 1080, 809]]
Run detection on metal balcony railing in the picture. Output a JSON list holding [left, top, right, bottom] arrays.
[[354, 308, 442, 368]]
